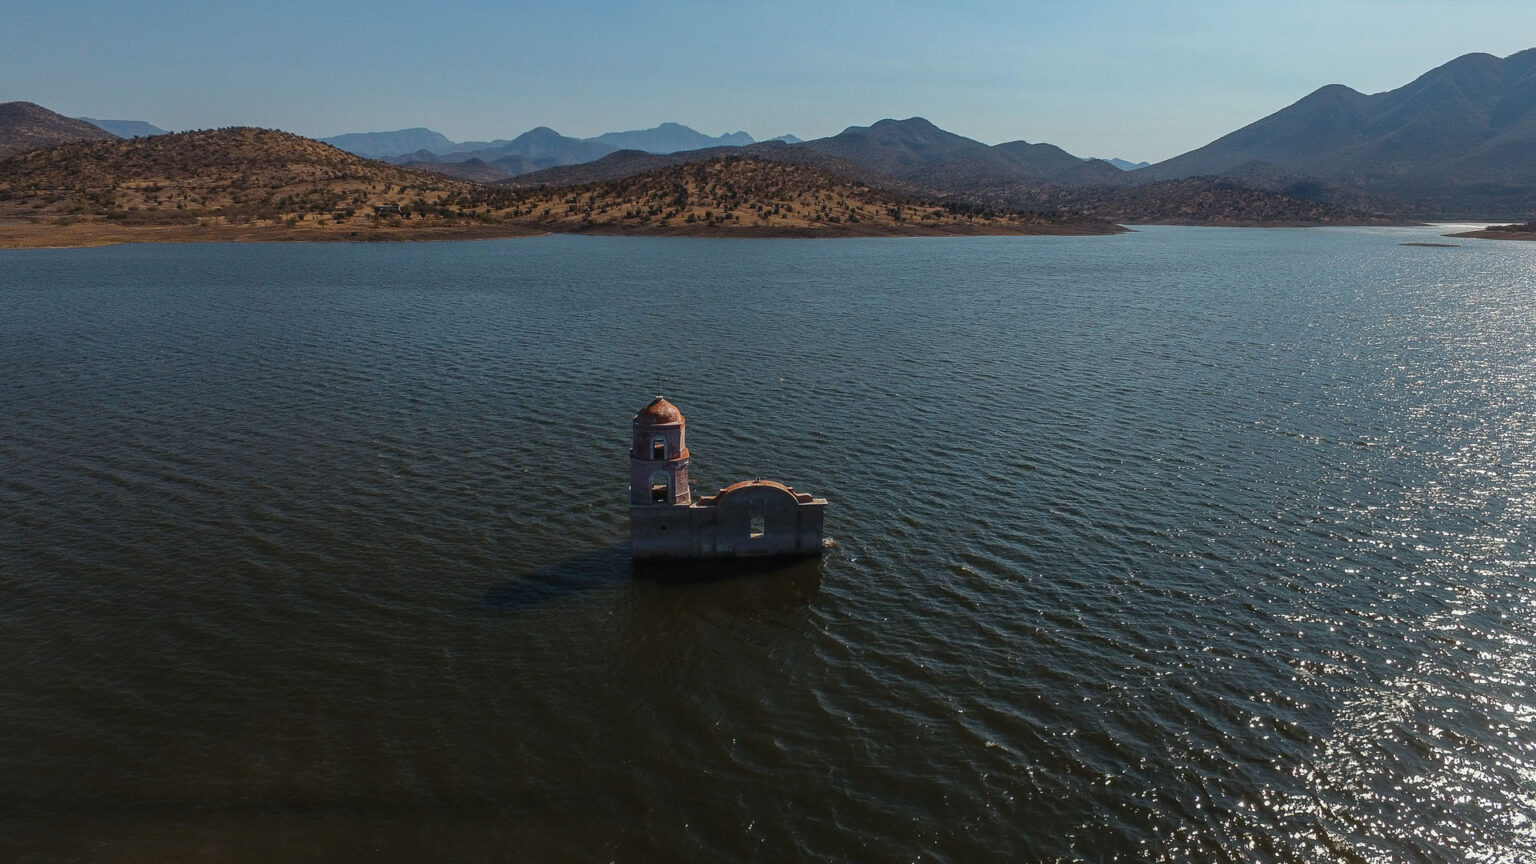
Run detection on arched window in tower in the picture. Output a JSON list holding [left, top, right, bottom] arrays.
[[649, 470, 671, 504], [651, 436, 666, 460]]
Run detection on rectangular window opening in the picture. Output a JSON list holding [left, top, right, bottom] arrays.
[[652, 440, 666, 460], [749, 514, 765, 538]]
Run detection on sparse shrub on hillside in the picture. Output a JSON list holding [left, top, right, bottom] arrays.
[[0, 132, 1113, 237]]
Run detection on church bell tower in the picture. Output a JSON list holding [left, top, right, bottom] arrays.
[[630, 396, 691, 506]]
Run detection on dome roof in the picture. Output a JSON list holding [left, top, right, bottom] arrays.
[[634, 396, 684, 426]]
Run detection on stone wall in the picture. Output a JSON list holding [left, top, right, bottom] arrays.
[[631, 480, 826, 560]]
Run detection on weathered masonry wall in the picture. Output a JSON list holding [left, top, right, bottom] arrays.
[[631, 480, 826, 560]]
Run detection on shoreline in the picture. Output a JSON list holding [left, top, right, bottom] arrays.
[[3, 216, 1478, 250], [1445, 228, 1536, 241], [0, 221, 548, 249], [1119, 219, 1419, 229], [0, 218, 1123, 249]]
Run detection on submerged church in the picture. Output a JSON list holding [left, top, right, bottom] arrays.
[[629, 397, 827, 560]]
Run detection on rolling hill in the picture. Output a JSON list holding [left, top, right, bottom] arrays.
[[0, 127, 500, 235], [493, 154, 1118, 236], [400, 157, 524, 183], [504, 141, 884, 191], [976, 177, 1395, 226]]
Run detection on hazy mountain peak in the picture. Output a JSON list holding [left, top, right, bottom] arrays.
[[833, 117, 976, 149], [880, 117, 937, 129], [1428, 51, 1502, 77], [844, 117, 943, 138], [321, 127, 457, 159], [588, 123, 754, 154], [1309, 83, 1367, 99]]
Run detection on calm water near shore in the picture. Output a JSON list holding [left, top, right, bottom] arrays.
[[3, 227, 1535, 861]]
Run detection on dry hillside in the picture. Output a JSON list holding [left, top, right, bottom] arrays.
[[0, 127, 492, 227], [0, 129, 1118, 245], [1450, 221, 1536, 241], [987, 178, 1400, 226], [497, 155, 1116, 236]]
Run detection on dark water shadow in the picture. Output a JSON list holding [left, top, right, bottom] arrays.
[[481, 545, 826, 611], [480, 544, 633, 610]]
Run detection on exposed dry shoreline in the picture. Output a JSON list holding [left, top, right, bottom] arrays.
[[1447, 227, 1536, 241], [565, 220, 1124, 238], [0, 220, 545, 249], [0, 217, 1121, 249]]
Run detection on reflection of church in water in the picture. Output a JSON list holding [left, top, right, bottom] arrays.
[[629, 397, 827, 560]]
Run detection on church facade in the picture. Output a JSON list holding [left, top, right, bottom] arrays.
[[629, 397, 827, 560]]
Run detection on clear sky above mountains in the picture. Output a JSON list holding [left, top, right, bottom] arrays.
[[5, 0, 1533, 162]]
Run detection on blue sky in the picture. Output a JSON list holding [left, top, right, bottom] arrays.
[[4, 1, 1534, 162]]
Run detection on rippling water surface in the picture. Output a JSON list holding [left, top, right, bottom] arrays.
[[3, 227, 1535, 861]]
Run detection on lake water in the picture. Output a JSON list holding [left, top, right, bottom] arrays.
[[3, 227, 1535, 862]]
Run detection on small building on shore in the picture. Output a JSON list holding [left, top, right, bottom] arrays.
[[629, 397, 827, 560]]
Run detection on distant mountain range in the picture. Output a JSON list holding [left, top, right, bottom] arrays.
[[395, 126, 619, 174], [319, 122, 787, 179], [497, 49, 1536, 218], [7, 48, 1536, 221]]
